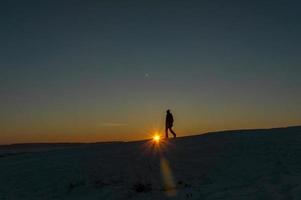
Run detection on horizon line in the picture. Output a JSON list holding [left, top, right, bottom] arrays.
[[1, 124, 300, 146]]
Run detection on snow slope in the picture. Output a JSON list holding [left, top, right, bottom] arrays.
[[1, 126, 301, 199]]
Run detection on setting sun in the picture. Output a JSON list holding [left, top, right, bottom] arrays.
[[153, 134, 161, 142]]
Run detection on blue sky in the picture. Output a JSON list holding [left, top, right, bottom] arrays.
[[0, 0, 300, 143]]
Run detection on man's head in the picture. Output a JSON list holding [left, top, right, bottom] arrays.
[[166, 109, 170, 113]]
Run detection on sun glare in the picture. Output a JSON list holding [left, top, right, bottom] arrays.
[[153, 134, 161, 142]]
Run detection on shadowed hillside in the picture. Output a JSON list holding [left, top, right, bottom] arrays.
[[0, 126, 301, 199]]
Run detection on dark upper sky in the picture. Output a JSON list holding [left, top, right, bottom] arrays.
[[1, 0, 300, 144]]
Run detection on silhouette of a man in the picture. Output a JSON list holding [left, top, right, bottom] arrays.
[[165, 109, 176, 138]]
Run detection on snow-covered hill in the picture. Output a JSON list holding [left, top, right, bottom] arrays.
[[1, 126, 301, 199]]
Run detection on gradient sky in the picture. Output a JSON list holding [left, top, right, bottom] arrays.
[[1, 0, 300, 144]]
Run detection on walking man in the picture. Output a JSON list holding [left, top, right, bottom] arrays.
[[165, 109, 176, 138]]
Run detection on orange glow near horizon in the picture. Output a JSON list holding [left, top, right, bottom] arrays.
[[153, 133, 161, 143], [1, 119, 301, 145]]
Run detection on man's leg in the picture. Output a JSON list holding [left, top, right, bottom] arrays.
[[169, 127, 176, 138], [165, 127, 169, 138]]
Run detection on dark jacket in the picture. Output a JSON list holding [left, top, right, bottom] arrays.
[[166, 112, 174, 128]]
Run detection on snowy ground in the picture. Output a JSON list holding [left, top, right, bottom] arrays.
[[1, 126, 301, 200]]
